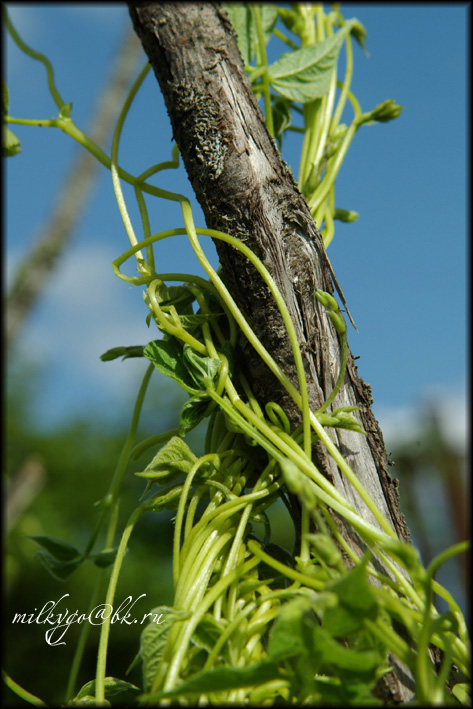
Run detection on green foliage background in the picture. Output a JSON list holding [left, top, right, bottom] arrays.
[[4, 355, 466, 706]]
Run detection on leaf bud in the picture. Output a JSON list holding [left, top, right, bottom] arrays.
[[369, 99, 404, 123], [333, 208, 359, 223], [315, 289, 338, 311]]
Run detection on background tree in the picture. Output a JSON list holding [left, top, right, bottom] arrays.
[[5, 25, 143, 351]]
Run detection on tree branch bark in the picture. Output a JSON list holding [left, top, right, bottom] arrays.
[[128, 2, 414, 700]]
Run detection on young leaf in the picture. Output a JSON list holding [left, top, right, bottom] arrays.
[[268, 595, 319, 661], [224, 3, 278, 66], [144, 339, 199, 394], [179, 395, 213, 436], [175, 312, 221, 330], [310, 625, 385, 704], [136, 436, 197, 484], [191, 614, 225, 653], [100, 345, 145, 362], [277, 7, 305, 36], [91, 548, 117, 568], [58, 102, 72, 119], [155, 284, 195, 313], [313, 624, 383, 673], [141, 607, 190, 693], [153, 661, 284, 700], [322, 556, 379, 637], [144, 484, 185, 512], [75, 677, 140, 701], [224, 3, 253, 65], [35, 551, 82, 581], [30, 535, 81, 562], [306, 532, 343, 568], [268, 21, 355, 103], [272, 96, 293, 146], [452, 684, 471, 705], [2, 125, 21, 157], [350, 18, 368, 53], [182, 344, 221, 391]]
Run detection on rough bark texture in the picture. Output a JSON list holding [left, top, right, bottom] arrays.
[[128, 2, 414, 701]]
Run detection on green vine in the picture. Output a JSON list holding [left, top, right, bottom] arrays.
[[3, 3, 469, 706]]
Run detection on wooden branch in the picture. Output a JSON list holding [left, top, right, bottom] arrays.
[[127, 3, 414, 699], [6, 27, 142, 352]]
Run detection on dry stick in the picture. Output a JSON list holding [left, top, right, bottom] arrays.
[[127, 3, 415, 702], [6, 26, 142, 351]]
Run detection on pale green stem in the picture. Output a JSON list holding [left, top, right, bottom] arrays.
[[161, 556, 261, 693], [95, 506, 145, 703], [4, 5, 66, 109], [2, 671, 47, 707], [110, 63, 152, 257], [173, 454, 219, 586], [331, 31, 354, 131]]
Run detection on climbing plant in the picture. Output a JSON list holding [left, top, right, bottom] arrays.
[[3, 4, 469, 705]]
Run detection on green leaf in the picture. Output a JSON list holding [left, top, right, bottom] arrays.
[[312, 674, 381, 705], [268, 22, 355, 103], [58, 101, 72, 118], [272, 96, 293, 147], [191, 614, 225, 653], [182, 344, 221, 391], [155, 284, 195, 313], [219, 340, 236, 381], [224, 3, 278, 66], [310, 625, 385, 704], [136, 436, 197, 484], [179, 395, 213, 436], [30, 535, 81, 561], [268, 595, 318, 661], [277, 7, 305, 36], [176, 312, 222, 330], [35, 551, 82, 581], [144, 484, 184, 512], [350, 18, 368, 53], [452, 683, 471, 704], [2, 125, 21, 157], [313, 624, 382, 673], [224, 3, 253, 65], [91, 548, 117, 568], [153, 662, 283, 701], [141, 607, 190, 693], [144, 339, 199, 395], [75, 677, 140, 701], [100, 345, 145, 362], [322, 556, 379, 637], [306, 532, 342, 568]]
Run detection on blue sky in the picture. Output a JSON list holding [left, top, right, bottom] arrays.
[[4, 3, 467, 451]]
